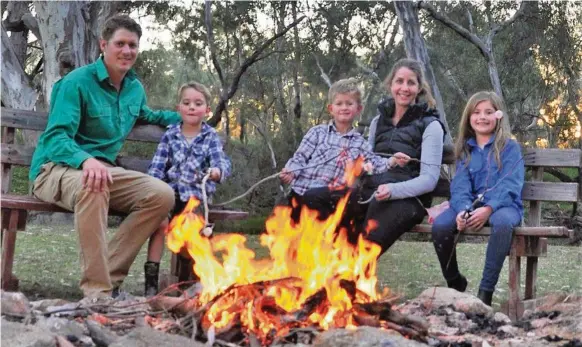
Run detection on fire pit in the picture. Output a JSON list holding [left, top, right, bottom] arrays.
[[161, 159, 429, 345]]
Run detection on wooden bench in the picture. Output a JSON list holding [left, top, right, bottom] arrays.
[[1, 107, 249, 291], [410, 146, 579, 320]]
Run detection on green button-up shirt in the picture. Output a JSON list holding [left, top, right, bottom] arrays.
[[30, 57, 181, 181]]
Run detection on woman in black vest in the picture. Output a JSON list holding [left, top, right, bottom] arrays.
[[363, 58, 445, 256]]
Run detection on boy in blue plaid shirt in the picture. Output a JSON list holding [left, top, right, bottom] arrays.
[[280, 78, 391, 240], [145, 81, 231, 296]]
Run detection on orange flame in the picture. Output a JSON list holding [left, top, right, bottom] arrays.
[[166, 157, 386, 342]]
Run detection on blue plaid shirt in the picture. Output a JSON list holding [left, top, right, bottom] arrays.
[[285, 121, 389, 195], [148, 122, 231, 202]]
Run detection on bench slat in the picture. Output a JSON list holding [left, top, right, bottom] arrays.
[[1, 107, 166, 143], [2, 144, 151, 173], [524, 148, 582, 168], [410, 224, 572, 238], [1, 194, 249, 221], [430, 178, 578, 202]]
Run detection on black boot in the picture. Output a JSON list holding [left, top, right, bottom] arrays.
[[447, 274, 468, 292], [144, 261, 160, 297], [478, 288, 493, 306]]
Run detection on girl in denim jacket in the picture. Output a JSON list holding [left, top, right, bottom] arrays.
[[431, 91, 524, 306]]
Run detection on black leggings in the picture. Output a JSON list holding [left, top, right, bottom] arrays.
[[286, 187, 367, 245], [364, 197, 426, 256]]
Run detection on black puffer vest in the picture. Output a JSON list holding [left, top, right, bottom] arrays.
[[365, 99, 444, 207]]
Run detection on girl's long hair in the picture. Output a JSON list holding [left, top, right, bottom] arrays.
[[454, 91, 512, 168], [384, 58, 436, 109]]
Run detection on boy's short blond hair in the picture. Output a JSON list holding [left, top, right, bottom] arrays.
[[328, 78, 362, 105], [177, 81, 212, 105]]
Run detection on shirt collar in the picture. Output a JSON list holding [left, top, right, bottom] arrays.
[[327, 120, 356, 136], [167, 122, 212, 137], [467, 134, 496, 148], [94, 56, 137, 83]]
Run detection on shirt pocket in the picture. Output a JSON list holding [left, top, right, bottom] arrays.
[[84, 104, 115, 138], [123, 104, 141, 133]]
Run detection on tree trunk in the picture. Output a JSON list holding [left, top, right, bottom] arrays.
[[5, 1, 30, 66], [34, 1, 116, 106], [1, 25, 37, 110], [487, 57, 504, 101], [394, 1, 452, 144]]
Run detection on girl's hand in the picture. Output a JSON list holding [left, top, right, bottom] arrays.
[[456, 211, 468, 231], [209, 168, 221, 181], [375, 184, 391, 201], [390, 152, 411, 168], [466, 206, 493, 230], [280, 168, 294, 184]]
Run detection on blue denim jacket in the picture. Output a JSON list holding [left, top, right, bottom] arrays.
[[450, 137, 524, 217]]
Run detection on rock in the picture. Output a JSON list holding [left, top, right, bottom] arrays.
[[109, 327, 205, 347], [86, 319, 119, 346], [416, 287, 493, 317], [1, 291, 31, 317], [1, 317, 56, 347], [493, 312, 512, 325], [37, 317, 87, 340], [31, 299, 71, 313], [45, 302, 88, 318], [497, 324, 519, 337], [312, 326, 427, 347], [530, 317, 552, 329]]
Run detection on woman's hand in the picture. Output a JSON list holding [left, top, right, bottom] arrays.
[[375, 184, 391, 201], [389, 152, 411, 168], [456, 210, 468, 231], [279, 168, 294, 184], [466, 206, 493, 230]]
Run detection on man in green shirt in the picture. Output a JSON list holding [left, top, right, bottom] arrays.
[[30, 15, 181, 299]]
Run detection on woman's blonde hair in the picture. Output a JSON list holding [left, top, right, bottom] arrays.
[[384, 58, 436, 109], [454, 91, 512, 168]]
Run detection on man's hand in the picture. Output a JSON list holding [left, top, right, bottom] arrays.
[[82, 158, 113, 192], [209, 167, 221, 182], [389, 152, 411, 168], [375, 183, 391, 201], [466, 206, 493, 230], [456, 210, 469, 231], [279, 168, 294, 184]]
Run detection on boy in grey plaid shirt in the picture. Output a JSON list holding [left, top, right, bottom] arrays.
[[280, 78, 392, 240]]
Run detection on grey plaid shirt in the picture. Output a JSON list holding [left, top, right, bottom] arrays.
[[285, 121, 389, 195]]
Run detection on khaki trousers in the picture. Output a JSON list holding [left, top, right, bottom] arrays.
[[33, 162, 174, 297]]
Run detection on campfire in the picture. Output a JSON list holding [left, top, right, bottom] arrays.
[[163, 158, 429, 345]]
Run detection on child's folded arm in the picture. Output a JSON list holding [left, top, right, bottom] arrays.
[[484, 140, 524, 212]]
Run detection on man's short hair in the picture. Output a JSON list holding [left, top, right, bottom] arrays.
[[101, 15, 142, 41], [328, 78, 363, 105]]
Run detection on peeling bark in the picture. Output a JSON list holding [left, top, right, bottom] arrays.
[[1, 24, 37, 110], [34, 1, 116, 106]]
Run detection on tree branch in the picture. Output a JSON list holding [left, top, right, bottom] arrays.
[[489, 1, 528, 40], [418, 1, 489, 58], [207, 15, 306, 127], [313, 54, 332, 87], [204, 0, 225, 87]]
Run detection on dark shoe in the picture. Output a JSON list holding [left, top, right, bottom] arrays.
[[112, 286, 120, 299], [447, 274, 468, 292], [478, 288, 493, 306], [144, 261, 160, 297]]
